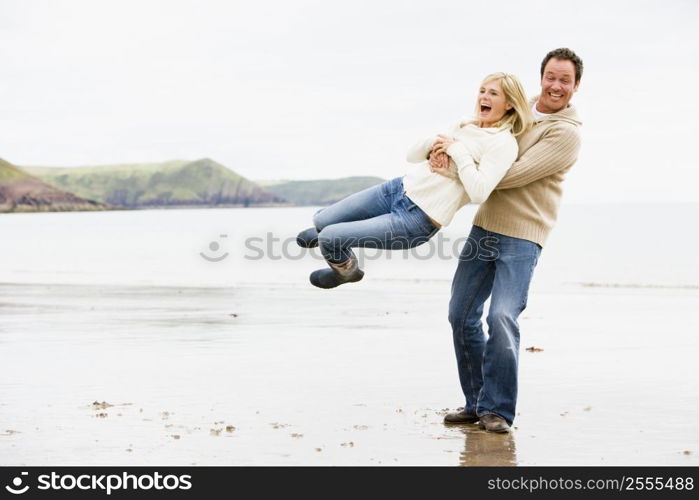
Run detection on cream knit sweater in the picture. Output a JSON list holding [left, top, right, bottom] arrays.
[[473, 99, 582, 246], [403, 121, 518, 227]]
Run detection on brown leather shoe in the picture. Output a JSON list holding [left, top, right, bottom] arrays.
[[478, 413, 511, 433], [443, 407, 479, 424]]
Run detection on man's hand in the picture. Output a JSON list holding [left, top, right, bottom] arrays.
[[429, 134, 456, 178], [429, 150, 447, 170], [429, 150, 456, 178]]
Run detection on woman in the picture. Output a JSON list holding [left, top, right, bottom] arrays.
[[297, 72, 533, 289]]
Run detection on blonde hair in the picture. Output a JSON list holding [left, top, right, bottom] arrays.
[[474, 72, 533, 137]]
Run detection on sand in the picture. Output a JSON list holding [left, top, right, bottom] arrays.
[[1, 280, 697, 466]]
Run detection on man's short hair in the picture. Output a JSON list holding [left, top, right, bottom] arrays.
[[540, 48, 583, 83]]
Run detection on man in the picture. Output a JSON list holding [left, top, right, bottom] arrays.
[[437, 48, 583, 432]]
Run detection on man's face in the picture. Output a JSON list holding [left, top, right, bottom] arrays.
[[537, 58, 579, 114]]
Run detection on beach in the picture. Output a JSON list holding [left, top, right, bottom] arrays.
[[1, 281, 697, 466], [1, 205, 698, 465]]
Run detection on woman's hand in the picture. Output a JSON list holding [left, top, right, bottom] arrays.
[[432, 134, 455, 155], [429, 134, 456, 178], [429, 150, 456, 178], [429, 151, 447, 171]]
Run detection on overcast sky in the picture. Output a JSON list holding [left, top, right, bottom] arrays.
[[1, 0, 697, 202]]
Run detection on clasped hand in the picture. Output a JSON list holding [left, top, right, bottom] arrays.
[[429, 134, 455, 176]]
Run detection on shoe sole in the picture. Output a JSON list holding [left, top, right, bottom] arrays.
[[444, 415, 479, 425], [309, 269, 364, 289]]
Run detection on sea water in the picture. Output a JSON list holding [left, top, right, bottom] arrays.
[[0, 203, 697, 289]]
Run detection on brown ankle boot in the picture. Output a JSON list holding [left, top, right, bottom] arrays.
[[478, 413, 511, 433], [443, 407, 479, 425]]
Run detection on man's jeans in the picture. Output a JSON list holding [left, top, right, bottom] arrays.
[[449, 225, 541, 425], [313, 177, 439, 264]]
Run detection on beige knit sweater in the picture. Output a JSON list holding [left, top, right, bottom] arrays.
[[473, 99, 582, 246]]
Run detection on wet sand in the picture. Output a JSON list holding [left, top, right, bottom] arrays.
[[0, 280, 697, 466]]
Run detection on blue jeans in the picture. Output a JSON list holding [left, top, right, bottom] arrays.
[[448, 225, 541, 425], [312, 177, 439, 264]]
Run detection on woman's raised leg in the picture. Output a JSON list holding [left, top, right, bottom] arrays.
[[311, 202, 437, 288], [296, 178, 401, 248], [312, 178, 401, 231]]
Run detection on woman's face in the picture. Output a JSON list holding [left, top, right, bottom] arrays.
[[477, 79, 512, 127]]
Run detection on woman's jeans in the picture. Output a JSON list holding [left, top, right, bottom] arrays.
[[448, 224, 541, 425], [312, 177, 439, 264]]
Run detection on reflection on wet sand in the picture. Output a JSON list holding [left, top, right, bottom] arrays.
[[458, 426, 517, 466]]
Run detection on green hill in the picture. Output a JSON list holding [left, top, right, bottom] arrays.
[[260, 176, 385, 206], [24, 158, 286, 208], [0, 158, 105, 213]]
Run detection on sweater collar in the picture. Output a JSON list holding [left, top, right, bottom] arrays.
[[530, 96, 582, 126], [459, 118, 510, 134]]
